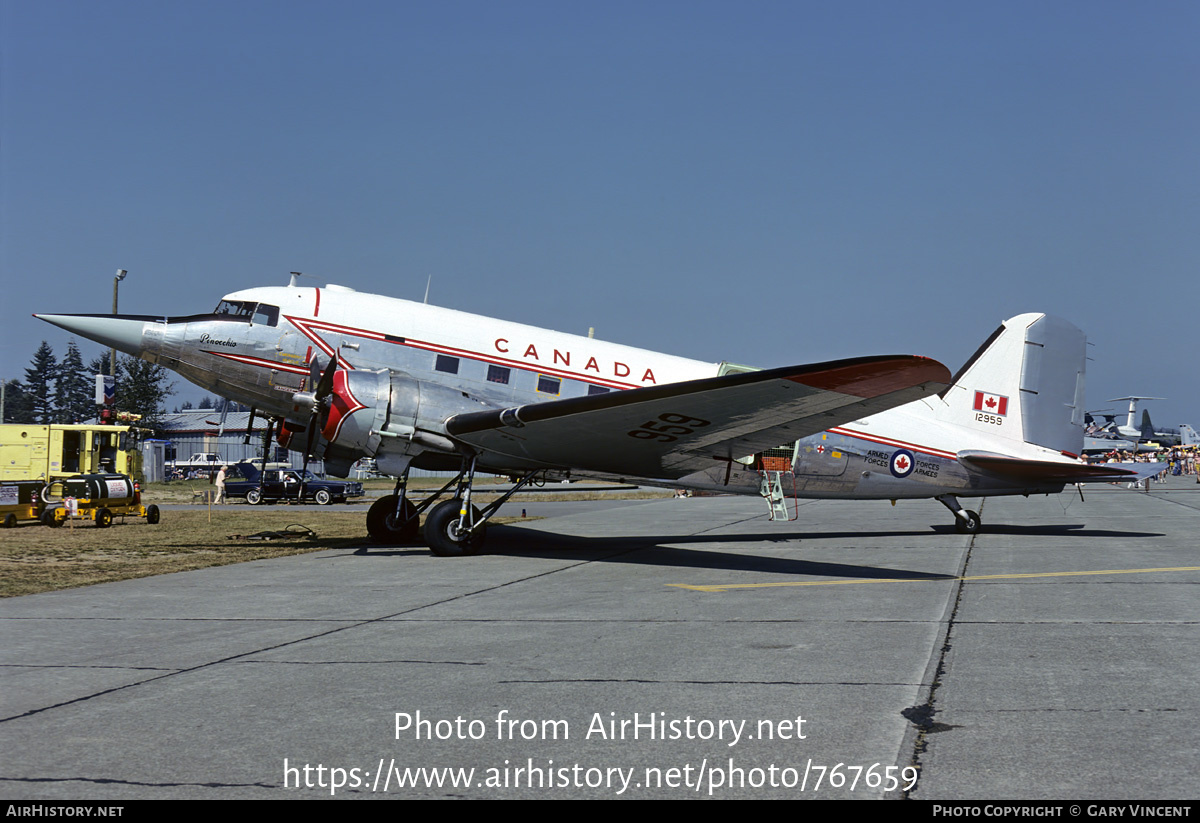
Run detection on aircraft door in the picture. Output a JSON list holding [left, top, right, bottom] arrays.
[[271, 328, 309, 394], [792, 437, 849, 477]]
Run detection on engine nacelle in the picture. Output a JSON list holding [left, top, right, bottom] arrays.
[[318, 368, 390, 457], [384, 372, 496, 435], [299, 368, 496, 477]]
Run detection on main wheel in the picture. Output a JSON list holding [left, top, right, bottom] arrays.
[[146, 504, 161, 525], [424, 498, 486, 557], [246, 488, 263, 505], [95, 508, 113, 528], [954, 509, 981, 534], [367, 495, 419, 543], [314, 488, 333, 506]]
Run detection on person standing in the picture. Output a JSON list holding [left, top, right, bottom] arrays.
[[215, 465, 227, 504]]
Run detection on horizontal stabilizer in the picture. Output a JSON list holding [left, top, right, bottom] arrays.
[[958, 451, 1165, 483]]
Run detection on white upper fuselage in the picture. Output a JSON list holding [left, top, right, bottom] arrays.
[[222, 284, 718, 399]]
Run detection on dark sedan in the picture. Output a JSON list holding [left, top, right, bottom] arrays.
[[224, 464, 364, 505]]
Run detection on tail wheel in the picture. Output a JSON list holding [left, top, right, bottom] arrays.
[[424, 498, 486, 557], [146, 504, 161, 525], [367, 495, 419, 543], [96, 508, 113, 528]]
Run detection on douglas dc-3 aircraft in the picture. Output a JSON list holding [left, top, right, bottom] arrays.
[[37, 276, 1157, 555]]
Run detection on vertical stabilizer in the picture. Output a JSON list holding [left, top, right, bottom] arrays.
[[938, 313, 1086, 455], [1139, 409, 1155, 440], [1181, 424, 1200, 447]]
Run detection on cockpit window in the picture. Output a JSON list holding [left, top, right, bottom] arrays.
[[212, 300, 278, 327], [214, 300, 254, 317], [253, 304, 279, 327]]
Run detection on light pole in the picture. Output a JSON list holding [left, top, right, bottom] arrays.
[[110, 269, 127, 378]]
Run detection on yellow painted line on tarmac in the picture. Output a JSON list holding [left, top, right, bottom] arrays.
[[669, 566, 1200, 593]]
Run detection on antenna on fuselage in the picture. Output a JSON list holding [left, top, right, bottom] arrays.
[[289, 271, 321, 288], [423, 275, 432, 304]]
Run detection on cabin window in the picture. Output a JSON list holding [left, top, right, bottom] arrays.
[[588, 385, 610, 396], [435, 355, 459, 374], [487, 365, 510, 384], [537, 375, 560, 395]]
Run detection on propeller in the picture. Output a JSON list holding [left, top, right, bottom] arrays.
[[299, 354, 340, 500]]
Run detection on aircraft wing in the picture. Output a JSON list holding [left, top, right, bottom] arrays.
[[446, 355, 951, 479]]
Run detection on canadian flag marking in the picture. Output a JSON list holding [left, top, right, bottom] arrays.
[[973, 391, 1008, 416]]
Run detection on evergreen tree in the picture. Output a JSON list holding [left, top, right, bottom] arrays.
[[211, 396, 247, 413], [86, 354, 109, 379], [23, 341, 58, 424], [2, 379, 35, 424], [55, 340, 95, 423], [115, 355, 175, 429]]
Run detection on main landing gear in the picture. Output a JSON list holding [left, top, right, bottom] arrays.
[[366, 456, 542, 556], [936, 494, 981, 535]]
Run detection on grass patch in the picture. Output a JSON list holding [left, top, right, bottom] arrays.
[[0, 508, 533, 598], [2, 481, 671, 597]]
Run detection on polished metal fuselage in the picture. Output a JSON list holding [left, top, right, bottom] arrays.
[[124, 286, 1067, 502]]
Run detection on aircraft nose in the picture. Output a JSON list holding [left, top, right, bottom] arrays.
[[34, 314, 148, 358]]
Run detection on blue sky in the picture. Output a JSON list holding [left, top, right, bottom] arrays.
[[3, 1, 1197, 427]]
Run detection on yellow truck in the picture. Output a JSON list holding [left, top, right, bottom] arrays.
[[0, 423, 144, 484], [1, 480, 45, 528]]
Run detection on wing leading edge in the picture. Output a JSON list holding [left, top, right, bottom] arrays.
[[446, 355, 951, 478]]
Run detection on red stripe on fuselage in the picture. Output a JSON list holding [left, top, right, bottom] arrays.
[[281, 315, 643, 390], [206, 350, 309, 375], [827, 426, 958, 461]]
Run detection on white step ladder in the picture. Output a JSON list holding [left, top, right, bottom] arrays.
[[759, 471, 797, 521]]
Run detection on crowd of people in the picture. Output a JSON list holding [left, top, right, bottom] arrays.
[[1093, 446, 1199, 485]]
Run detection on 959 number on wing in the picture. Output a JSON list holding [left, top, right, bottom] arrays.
[[627, 413, 711, 443]]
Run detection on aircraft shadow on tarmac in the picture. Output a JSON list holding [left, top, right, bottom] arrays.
[[353, 522, 1162, 581], [950, 524, 1163, 537]]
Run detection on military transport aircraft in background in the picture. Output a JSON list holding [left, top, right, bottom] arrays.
[[1107, 396, 1181, 447], [1085, 399, 1182, 453], [37, 275, 1159, 555]]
